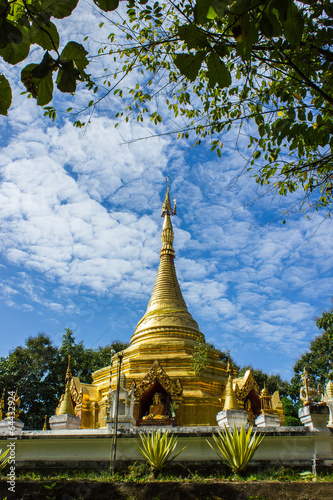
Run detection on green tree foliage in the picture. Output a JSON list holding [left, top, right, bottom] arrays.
[[238, 366, 289, 397], [90, 0, 333, 215], [2, 1, 332, 214], [240, 308, 333, 424], [0, 333, 59, 430], [0, 0, 119, 115], [281, 395, 301, 427], [238, 365, 300, 425], [289, 308, 333, 402], [0, 330, 128, 429]]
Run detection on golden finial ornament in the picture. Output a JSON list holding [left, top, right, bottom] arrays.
[[66, 355, 72, 381], [161, 176, 176, 217], [260, 383, 273, 414], [223, 351, 240, 411], [43, 415, 48, 430]]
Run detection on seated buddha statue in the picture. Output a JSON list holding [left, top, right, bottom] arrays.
[[147, 393, 167, 419]]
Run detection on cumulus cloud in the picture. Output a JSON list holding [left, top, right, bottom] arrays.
[[1, 1, 333, 379]]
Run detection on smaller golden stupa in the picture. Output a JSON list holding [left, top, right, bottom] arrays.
[[223, 353, 240, 411], [56, 356, 75, 416]]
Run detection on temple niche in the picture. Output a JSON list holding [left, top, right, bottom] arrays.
[[58, 183, 284, 429]]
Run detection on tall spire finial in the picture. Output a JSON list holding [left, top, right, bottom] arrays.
[[66, 355, 72, 381], [131, 176, 201, 346], [226, 350, 232, 376], [161, 176, 176, 217]]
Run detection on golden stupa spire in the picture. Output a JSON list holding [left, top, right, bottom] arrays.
[[56, 356, 75, 416], [66, 355, 72, 381], [131, 179, 201, 345], [223, 352, 240, 411], [43, 415, 48, 430], [161, 176, 176, 218]]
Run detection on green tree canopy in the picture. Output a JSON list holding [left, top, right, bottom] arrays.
[[94, 0, 333, 216], [238, 365, 301, 425], [238, 365, 289, 397], [289, 308, 333, 402], [0, 330, 128, 429], [1, 0, 333, 215]]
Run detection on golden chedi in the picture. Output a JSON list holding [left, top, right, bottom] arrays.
[[70, 183, 285, 428], [74, 183, 228, 428]]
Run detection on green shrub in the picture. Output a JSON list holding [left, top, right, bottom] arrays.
[[206, 423, 264, 473], [135, 430, 186, 475], [0, 449, 9, 471]]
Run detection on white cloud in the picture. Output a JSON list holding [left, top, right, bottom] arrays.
[[0, 1, 333, 381]]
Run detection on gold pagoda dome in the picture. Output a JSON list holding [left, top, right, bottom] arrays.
[[130, 181, 201, 346]]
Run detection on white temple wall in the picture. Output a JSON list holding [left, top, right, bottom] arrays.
[[1, 428, 332, 468]]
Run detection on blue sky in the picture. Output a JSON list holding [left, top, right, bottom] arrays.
[[0, 2, 332, 380]]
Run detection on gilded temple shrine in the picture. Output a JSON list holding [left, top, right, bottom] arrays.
[[61, 184, 284, 428]]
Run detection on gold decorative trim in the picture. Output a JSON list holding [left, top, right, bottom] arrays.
[[133, 360, 183, 399], [234, 370, 260, 407]]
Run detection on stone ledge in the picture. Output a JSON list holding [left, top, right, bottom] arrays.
[[0, 425, 310, 440], [0, 425, 309, 439]]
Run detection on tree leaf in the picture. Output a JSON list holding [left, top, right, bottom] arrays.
[[259, 11, 282, 38], [0, 24, 30, 64], [40, 0, 79, 20], [214, 42, 228, 58], [56, 60, 80, 92], [93, 0, 119, 12], [30, 21, 60, 51], [21, 58, 54, 105], [194, 0, 215, 24], [178, 24, 209, 49], [21, 63, 39, 98], [60, 41, 89, 77], [207, 52, 231, 88], [235, 20, 258, 61], [0, 74, 12, 115], [36, 70, 53, 105], [32, 51, 55, 79], [0, 19, 23, 50], [174, 51, 206, 81], [283, 1, 304, 45]]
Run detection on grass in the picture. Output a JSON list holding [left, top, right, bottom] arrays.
[[2, 465, 333, 483]]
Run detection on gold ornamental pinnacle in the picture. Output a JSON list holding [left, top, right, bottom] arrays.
[[130, 179, 201, 345]]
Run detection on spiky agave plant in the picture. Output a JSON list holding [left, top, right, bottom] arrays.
[[135, 430, 186, 476], [206, 423, 264, 473], [0, 448, 10, 471]]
